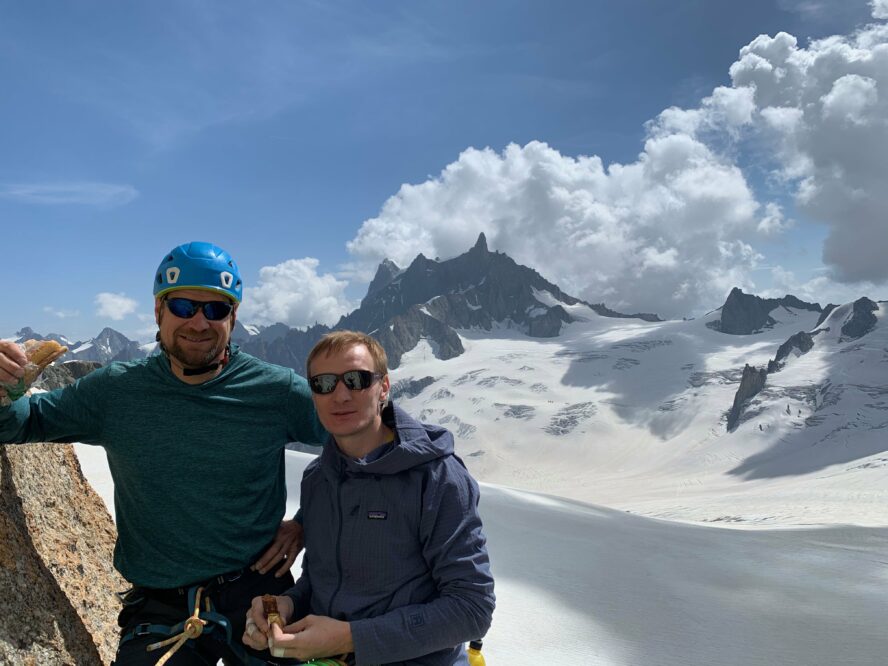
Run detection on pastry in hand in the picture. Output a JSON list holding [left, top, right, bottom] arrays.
[[1, 339, 68, 405], [22, 339, 68, 384]]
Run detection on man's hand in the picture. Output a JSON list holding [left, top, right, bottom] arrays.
[[242, 594, 295, 651], [0, 341, 26, 402], [268, 615, 354, 660], [253, 519, 304, 577]]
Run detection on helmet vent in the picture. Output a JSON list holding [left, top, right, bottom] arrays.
[[166, 267, 181, 284], [220, 271, 234, 288]]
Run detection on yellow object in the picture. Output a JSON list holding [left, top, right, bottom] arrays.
[[468, 640, 486, 666], [147, 586, 209, 666]]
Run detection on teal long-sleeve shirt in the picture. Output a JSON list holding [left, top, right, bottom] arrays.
[[0, 347, 326, 588]]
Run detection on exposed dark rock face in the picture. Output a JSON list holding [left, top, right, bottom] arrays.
[[390, 376, 437, 400], [708, 288, 822, 335], [727, 364, 768, 431], [366, 258, 402, 297], [338, 233, 581, 336], [584, 303, 661, 322], [709, 288, 776, 334], [528, 305, 574, 337], [779, 295, 822, 313], [375, 308, 465, 369], [840, 297, 878, 341], [814, 304, 838, 328], [240, 323, 330, 374], [767, 331, 815, 373]]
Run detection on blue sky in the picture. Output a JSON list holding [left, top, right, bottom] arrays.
[[2, 0, 885, 341]]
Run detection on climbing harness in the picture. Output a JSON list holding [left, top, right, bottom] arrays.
[[118, 584, 239, 664], [146, 586, 210, 665]]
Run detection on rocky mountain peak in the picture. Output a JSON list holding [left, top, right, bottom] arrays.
[[95, 327, 129, 344], [709, 288, 822, 335], [471, 232, 489, 253], [241, 237, 667, 370], [15, 326, 44, 340], [840, 297, 878, 341], [366, 258, 402, 297]]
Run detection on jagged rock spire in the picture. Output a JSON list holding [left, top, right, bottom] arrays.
[[472, 232, 489, 253]]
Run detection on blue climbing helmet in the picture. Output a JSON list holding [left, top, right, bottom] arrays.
[[153, 242, 243, 303]]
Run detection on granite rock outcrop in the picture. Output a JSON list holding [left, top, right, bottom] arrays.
[[0, 442, 123, 665]]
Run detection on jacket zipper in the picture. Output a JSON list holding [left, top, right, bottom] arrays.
[[327, 474, 345, 616]]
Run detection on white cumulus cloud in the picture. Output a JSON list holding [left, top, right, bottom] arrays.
[[727, 23, 888, 284], [240, 258, 356, 328], [347, 140, 767, 319], [347, 14, 888, 313], [95, 293, 139, 320]]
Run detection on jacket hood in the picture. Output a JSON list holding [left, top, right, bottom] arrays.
[[320, 402, 453, 476]]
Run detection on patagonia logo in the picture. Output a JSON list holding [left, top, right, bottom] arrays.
[[367, 510, 387, 520]]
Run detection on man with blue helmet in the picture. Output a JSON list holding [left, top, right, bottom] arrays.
[[0, 242, 326, 665]]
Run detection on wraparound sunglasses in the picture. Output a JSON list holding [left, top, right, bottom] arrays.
[[309, 370, 384, 395], [165, 297, 233, 321]]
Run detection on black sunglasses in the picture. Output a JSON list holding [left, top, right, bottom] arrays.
[[165, 297, 233, 321], [309, 370, 383, 395]]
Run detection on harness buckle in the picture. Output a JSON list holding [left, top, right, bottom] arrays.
[[133, 623, 154, 637]]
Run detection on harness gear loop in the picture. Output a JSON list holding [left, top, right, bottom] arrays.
[[146, 586, 209, 665]]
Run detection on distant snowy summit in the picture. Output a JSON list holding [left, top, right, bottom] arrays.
[[705, 287, 824, 335], [12, 326, 145, 365]]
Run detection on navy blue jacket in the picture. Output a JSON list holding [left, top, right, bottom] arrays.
[[285, 403, 495, 665]]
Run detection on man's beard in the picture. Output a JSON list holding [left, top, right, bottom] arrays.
[[164, 328, 226, 368]]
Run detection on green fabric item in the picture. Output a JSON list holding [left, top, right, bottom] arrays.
[[1, 377, 27, 402], [0, 347, 325, 588]]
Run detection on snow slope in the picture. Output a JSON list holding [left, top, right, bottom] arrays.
[[390, 301, 888, 526], [74, 446, 888, 666]]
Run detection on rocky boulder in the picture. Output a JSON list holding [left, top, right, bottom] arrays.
[[0, 443, 123, 665]]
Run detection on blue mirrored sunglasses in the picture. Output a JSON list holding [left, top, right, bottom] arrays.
[[309, 370, 383, 395], [165, 297, 233, 321]]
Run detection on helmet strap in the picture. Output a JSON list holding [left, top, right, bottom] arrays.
[[181, 344, 231, 377], [156, 334, 231, 378]]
